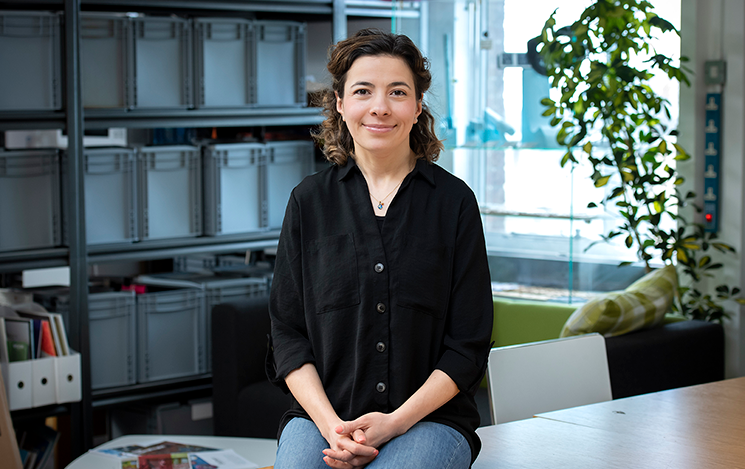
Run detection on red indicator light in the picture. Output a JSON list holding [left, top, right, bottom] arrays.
[[705, 213, 713, 222]]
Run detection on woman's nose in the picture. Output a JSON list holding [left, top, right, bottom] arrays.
[[369, 95, 391, 116]]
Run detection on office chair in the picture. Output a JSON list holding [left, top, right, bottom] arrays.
[[486, 333, 612, 424]]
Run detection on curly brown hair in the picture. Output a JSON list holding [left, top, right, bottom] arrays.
[[311, 28, 443, 165]]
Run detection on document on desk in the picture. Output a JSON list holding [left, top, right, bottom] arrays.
[[90, 439, 260, 469]]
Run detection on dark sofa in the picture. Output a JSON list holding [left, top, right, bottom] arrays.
[[212, 297, 291, 438], [211, 296, 724, 436]]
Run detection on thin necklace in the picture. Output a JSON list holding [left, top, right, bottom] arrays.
[[369, 177, 406, 210]]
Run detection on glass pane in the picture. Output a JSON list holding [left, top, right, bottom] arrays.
[[391, 1, 681, 300]]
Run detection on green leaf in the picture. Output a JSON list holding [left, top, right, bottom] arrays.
[[712, 242, 736, 253], [625, 235, 633, 248], [658, 140, 667, 154], [673, 143, 690, 160], [540, 98, 555, 106], [583, 141, 593, 155], [677, 248, 688, 264], [594, 175, 611, 187], [649, 15, 676, 33], [560, 151, 572, 167]]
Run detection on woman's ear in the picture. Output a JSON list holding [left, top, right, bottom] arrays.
[[335, 90, 344, 118]]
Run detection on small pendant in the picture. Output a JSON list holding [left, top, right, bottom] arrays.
[[377, 201, 384, 210]]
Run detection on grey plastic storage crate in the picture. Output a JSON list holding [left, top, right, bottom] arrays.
[[136, 286, 205, 382], [194, 18, 254, 108], [173, 254, 219, 273], [203, 142, 263, 235], [0, 149, 62, 252], [155, 399, 213, 435], [80, 13, 133, 109], [131, 15, 193, 109], [62, 147, 138, 245], [0, 11, 62, 111], [137, 145, 202, 241], [265, 141, 314, 228], [173, 254, 247, 273], [254, 21, 307, 107], [110, 398, 213, 438], [135, 273, 269, 372], [57, 291, 137, 389]]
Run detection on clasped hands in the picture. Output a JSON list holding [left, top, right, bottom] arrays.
[[322, 412, 405, 468]]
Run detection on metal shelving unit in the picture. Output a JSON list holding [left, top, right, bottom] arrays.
[[1, 0, 418, 459], [0, 0, 337, 458]]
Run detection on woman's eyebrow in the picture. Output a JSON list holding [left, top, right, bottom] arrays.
[[388, 81, 412, 89], [349, 80, 412, 89], [350, 81, 374, 88]]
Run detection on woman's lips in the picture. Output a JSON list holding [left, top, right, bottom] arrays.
[[363, 124, 395, 132]]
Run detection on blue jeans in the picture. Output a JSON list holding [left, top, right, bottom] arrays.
[[274, 417, 471, 469]]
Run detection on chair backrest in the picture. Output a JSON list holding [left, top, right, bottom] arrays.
[[486, 333, 612, 425]]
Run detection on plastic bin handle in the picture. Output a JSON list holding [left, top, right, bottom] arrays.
[[85, 154, 127, 174], [144, 300, 201, 314], [144, 153, 190, 171], [203, 23, 245, 41], [0, 15, 56, 38], [259, 25, 293, 43], [81, 20, 124, 39], [136, 21, 180, 40], [0, 158, 56, 178]]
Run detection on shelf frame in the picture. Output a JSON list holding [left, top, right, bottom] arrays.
[[88, 233, 280, 263], [0, 0, 403, 459]]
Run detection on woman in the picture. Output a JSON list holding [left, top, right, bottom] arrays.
[[267, 28, 493, 468]]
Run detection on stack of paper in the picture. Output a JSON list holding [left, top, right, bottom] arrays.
[[1, 303, 70, 363], [92, 440, 259, 469]]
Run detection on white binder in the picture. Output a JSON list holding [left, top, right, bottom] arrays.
[[1, 361, 32, 411], [1, 352, 81, 410], [31, 356, 57, 407], [55, 351, 81, 403]]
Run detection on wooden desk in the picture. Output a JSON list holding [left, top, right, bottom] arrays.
[[474, 377, 745, 468]]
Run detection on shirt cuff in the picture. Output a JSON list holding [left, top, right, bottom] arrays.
[[436, 348, 490, 395], [265, 334, 316, 393]]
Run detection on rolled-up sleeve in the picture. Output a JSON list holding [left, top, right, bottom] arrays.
[[266, 190, 315, 391], [435, 194, 493, 395]]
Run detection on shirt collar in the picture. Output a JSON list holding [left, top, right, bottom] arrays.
[[338, 156, 436, 186]]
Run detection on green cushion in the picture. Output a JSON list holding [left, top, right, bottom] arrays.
[[560, 265, 678, 338], [492, 297, 579, 347]]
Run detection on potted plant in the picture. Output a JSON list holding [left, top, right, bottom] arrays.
[[536, 0, 743, 322]]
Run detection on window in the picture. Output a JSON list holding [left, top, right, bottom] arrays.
[[401, 0, 682, 298]]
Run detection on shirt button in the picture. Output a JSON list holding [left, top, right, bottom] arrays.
[[376, 382, 386, 393], [376, 303, 386, 313], [376, 342, 386, 352], [374, 263, 385, 273]]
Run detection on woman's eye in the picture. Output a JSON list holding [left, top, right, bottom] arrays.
[[391, 89, 407, 96], [353, 89, 369, 95]]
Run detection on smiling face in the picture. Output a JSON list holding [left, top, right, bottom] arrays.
[[336, 54, 423, 162]]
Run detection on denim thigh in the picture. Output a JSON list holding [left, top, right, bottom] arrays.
[[274, 418, 471, 469], [273, 417, 330, 469], [367, 421, 471, 469]]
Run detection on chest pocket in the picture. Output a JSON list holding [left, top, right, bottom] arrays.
[[304, 233, 361, 313], [396, 236, 453, 318]]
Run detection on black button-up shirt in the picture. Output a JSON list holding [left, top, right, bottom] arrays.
[[267, 157, 493, 463]]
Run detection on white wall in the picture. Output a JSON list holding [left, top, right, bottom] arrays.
[[680, 0, 745, 378]]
